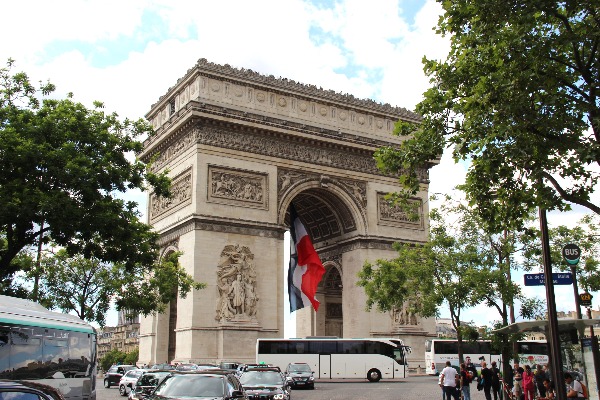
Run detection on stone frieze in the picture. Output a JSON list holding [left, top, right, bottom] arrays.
[[150, 168, 193, 222], [208, 165, 268, 210], [377, 192, 424, 229]]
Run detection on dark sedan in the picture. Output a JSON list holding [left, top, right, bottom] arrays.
[[128, 370, 172, 400], [148, 371, 247, 400], [105, 365, 138, 388], [285, 362, 315, 389], [239, 368, 290, 400]]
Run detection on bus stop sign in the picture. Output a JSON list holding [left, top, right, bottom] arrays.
[[562, 243, 581, 265]]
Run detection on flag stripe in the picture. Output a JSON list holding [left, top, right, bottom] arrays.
[[287, 204, 325, 313]]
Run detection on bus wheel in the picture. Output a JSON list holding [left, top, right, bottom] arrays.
[[104, 380, 110, 388], [119, 385, 127, 396], [367, 369, 381, 382]]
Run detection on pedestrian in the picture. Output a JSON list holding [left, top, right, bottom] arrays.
[[535, 364, 548, 398], [480, 361, 493, 400], [465, 356, 478, 380], [460, 363, 472, 400], [522, 365, 535, 400], [564, 373, 585, 398], [541, 379, 555, 399], [490, 361, 501, 400], [513, 363, 524, 400], [441, 361, 459, 400], [439, 370, 446, 400]]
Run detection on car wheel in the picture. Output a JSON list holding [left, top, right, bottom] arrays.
[[367, 368, 381, 382], [119, 385, 128, 396], [309, 383, 315, 390], [104, 380, 110, 388]]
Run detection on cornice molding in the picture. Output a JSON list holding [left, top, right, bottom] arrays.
[[149, 58, 421, 122]]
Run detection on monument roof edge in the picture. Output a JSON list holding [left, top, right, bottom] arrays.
[[147, 58, 421, 121]]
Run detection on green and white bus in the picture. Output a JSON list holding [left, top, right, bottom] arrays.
[[0, 295, 97, 400], [256, 337, 410, 382]]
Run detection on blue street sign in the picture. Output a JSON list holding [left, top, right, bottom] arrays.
[[524, 272, 573, 286]]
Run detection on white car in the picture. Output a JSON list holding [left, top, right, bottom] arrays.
[[119, 369, 144, 396]]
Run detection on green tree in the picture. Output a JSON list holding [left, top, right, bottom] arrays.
[[0, 59, 170, 289], [375, 0, 600, 232], [40, 249, 204, 326], [99, 349, 127, 372], [358, 196, 483, 362], [123, 348, 139, 366]]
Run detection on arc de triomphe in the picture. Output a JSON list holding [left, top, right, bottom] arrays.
[[138, 59, 435, 367]]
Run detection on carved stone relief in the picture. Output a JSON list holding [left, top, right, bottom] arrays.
[[208, 165, 268, 209], [377, 192, 424, 229], [326, 303, 343, 318], [339, 179, 367, 208], [215, 244, 259, 323], [391, 300, 420, 326], [150, 168, 193, 222]]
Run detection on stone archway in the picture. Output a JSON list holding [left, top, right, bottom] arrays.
[[138, 59, 436, 367]]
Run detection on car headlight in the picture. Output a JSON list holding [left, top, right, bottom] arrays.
[[309, 376, 314, 381]]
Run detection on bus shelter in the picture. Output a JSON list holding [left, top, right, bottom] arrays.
[[494, 318, 600, 400]]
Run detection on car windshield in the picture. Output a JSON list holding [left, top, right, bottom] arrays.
[[156, 375, 224, 397], [138, 372, 171, 386], [288, 364, 311, 373], [240, 371, 284, 386]]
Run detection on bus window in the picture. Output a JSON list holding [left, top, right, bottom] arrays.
[[425, 340, 432, 353], [11, 329, 44, 379], [309, 341, 336, 354], [435, 341, 458, 354], [340, 341, 364, 354], [288, 342, 306, 354]]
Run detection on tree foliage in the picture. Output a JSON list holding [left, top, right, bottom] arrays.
[[0, 59, 171, 285], [40, 249, 204, 326], [375, 0, 600, 231], [358, 195, 485, 361]]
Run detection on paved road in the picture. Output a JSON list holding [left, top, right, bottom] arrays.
[[97, 374, 494, 400]]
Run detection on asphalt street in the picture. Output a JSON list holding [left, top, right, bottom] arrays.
[[97, 374, 495, 400]]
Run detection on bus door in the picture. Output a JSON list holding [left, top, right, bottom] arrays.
[[319, 354, 331, 379]]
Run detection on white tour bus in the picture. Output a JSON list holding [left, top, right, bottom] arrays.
[[425, 339, 548, 375], [256, 337, 410, 382], [0, 295, 97, 400]]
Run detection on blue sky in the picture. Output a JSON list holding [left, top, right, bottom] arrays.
[[1, 0, 596, 332]]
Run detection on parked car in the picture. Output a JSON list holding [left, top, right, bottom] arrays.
[[148, 370, 247, 400], [150, 364, 175, 371], [285, 362, 315, 389], [175, 364, 198, 371], [104, 365, 138, 388], [0, 380, 65, 400], [195, 363, 220, 371], [236, 363, 280, 377], [128, 370, 173, 400], [119, 368, 145, 396], [239, 367, 290, 400], [219, 361, 241, 373]]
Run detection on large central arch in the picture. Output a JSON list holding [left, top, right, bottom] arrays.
[[138, 59, 435, 368]]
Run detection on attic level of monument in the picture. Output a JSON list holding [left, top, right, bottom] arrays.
[[142, 59, 423, 156], [149, 58, 421, 122]]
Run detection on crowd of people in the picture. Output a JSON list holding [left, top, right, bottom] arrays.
[[438, 357, 587, 400]]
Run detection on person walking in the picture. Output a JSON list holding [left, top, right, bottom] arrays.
[[480, 361, 493, 400], [490, 361, 502, 400], [513, 363, 524, 400], [441, 361, 459, 400], [460, 363, 472, 400], [522, 365, 535, 400], [564, 373, 585, 398], [535, 364, 549, 398]]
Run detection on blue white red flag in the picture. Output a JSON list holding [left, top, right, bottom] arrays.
[[288, 204, 325, 313]]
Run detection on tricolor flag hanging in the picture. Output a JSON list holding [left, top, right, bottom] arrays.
[[288, 203, 326, 313]]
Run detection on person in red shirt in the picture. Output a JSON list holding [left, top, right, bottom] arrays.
[[522, 365, 535, 400]]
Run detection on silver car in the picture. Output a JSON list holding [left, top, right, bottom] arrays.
[[119, 369, 144, 396]]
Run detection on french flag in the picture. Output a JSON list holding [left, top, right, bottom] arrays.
[[288, 204, 325, 313]]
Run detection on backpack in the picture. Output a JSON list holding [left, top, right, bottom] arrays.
[[579, 381, 588, 399]]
